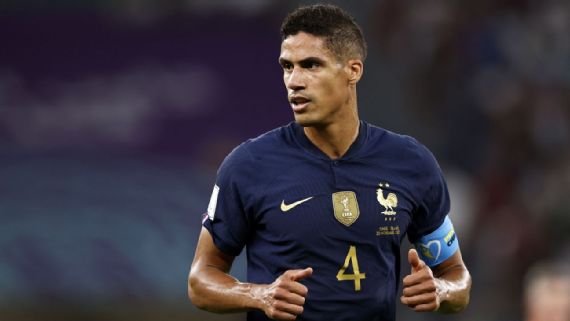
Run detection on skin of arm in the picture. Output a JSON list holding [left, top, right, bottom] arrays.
[[400, 248, 472, 313], [188, 227, 312, 320]]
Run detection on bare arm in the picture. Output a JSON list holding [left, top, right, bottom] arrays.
[[188, 227, 312, 320], [430, 249, 472, 313], [400, 249, 471, 313]]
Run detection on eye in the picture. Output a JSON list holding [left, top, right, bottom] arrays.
[[301, 61, 320, 69], [281, 62, 293, 72]]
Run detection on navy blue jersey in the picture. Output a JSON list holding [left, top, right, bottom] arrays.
[[203, 121, 450, 321]]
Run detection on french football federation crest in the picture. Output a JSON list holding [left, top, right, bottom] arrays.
[[377, 183, 398, 220], [332, 191, 360, 227]]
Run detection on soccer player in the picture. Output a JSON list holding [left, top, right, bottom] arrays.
[[188, 4, 471, 321]]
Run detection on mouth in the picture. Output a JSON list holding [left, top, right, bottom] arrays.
[[289, 95, 311, 112]]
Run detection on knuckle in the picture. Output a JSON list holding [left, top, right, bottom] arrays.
[[283, 270, 294, 278], [273, 300, 284, 310], [278, 281, 291, 291], [266, 307, 276, 318], [274, 288, 285, 297], [300, 285, 309, 296], [273, 280, 282, 289], [270, 289, 279, 299]]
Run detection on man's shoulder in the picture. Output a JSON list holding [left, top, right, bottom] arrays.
[[366, 123, 429, 157], [246, 123, 292, 151], [215, 123, 296, 187], [220, 123, 293, 169]]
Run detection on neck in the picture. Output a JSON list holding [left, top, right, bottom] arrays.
[[303, 111, 360, 160]]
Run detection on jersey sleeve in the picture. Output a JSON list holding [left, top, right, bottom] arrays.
[[404, 140, 460, 266], [406, 140, 451, 244], [202, 145, 254, 257]]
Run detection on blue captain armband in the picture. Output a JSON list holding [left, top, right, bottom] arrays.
[[414, 216, 459, 267]]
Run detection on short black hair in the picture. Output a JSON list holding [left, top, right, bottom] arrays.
[[280, 4, 367, 62]]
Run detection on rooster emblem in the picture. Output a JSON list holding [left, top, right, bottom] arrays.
[[376, 183, 398, 215]]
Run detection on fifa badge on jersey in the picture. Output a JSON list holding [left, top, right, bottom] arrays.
[[332, 191, 360, 227], [376, 183, 398, 221]]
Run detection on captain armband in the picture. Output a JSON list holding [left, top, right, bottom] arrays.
[[414, 215, 459, 267]]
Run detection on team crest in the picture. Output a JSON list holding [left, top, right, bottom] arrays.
[[376, 183, 398, 221], [332, 191, 360, 227]]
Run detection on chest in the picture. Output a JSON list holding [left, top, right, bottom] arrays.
[[250, 160, 417, 247]]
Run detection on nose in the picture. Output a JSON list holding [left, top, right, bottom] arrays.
[[286, 67, 306, 91]]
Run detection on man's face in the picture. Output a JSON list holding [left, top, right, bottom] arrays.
[[279, 32, 351, 127]]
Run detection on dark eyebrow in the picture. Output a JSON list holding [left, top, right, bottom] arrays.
[[299, 57, 326, 66], [278, 57, 291, 66], [278, 56, 326, 66]]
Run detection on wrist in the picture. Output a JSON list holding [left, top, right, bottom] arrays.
[[435, 278, 450, 311], [249, 283, 270, 312]]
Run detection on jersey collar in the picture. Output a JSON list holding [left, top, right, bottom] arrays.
[[291, 120, 369, 161]]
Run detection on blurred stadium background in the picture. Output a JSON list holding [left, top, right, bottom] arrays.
[[1, 0, 569, 320]]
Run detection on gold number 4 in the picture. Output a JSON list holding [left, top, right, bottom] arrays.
[[336, 245, 366, 291]]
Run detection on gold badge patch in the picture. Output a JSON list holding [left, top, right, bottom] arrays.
[[332, 191, 360, 227]]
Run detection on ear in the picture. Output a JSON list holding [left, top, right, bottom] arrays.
[[347, 59, 364, 85]]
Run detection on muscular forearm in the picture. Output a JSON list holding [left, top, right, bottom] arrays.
[[188, 264, 264, 313], [189, 228, 311, 319], [434, 264, 471, 313]]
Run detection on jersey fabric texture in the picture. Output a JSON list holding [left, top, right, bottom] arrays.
[[202, 121, 451, 321]]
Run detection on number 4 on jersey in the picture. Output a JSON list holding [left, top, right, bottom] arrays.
[[337, 245, 366, 291]]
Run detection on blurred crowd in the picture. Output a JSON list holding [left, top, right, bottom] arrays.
[[0, 1, 568, 321]]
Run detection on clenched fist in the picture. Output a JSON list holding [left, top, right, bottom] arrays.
[[257, 267, 313, 320], [401, 249, 443, 312]]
